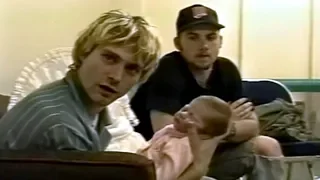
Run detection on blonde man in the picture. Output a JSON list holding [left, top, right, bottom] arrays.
[[0, 10, 161, 151]]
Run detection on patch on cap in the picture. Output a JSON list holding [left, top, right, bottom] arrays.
[[192, 6, 208, 19]]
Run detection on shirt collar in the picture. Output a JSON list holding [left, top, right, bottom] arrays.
[[64, 70, 111, 133]]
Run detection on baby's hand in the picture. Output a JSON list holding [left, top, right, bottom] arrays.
[[173, 105, 195, 133]]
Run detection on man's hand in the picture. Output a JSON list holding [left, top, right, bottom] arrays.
[[230, 98, 254, 120], [225, 98, 259, 142]]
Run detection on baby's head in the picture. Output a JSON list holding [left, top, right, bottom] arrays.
[[188, 96, 232, 137]]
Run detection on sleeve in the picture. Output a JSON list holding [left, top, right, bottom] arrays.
[[146, 58, 185, 115], [155, 138, 193, 180], [219, 58, 243, 102], [41, 124, 89, 151]]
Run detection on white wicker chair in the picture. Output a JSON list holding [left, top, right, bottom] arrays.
[[8, 47, 73, 110]]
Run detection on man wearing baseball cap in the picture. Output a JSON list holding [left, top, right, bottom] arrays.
[[131, 4, 283, 179]]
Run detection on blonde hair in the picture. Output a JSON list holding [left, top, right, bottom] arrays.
[[72, 10, 162, 81], [191, 96, 231, 136]]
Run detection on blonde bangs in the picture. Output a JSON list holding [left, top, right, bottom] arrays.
[[72, 10, 161, 80]]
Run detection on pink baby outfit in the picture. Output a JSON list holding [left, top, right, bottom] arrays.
[[138, 125, 193, 180]]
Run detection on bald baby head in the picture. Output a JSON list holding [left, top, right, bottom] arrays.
[[189, 96, 232, 137]]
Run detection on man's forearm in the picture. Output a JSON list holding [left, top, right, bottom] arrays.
[[150, 110, 174, 132], [227, 113, 259, 143], [227, 120, 259, 142]]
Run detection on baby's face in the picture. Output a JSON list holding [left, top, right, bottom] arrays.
[[173, 115, 188, 133], [175, 96, 231, 136], [188, 100, 208, 131], [173, 100, 207, 132], [173, 98, 221, 134], [173, 104, 204, 133]]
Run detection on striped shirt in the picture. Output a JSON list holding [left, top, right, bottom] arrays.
[[0, 71, 111, 151]]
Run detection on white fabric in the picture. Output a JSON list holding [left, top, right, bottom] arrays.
[[104, 94, 147, 152], [107, 94, 139, 127], [8, 47, 73, 110], [105, 116, 148, 153]]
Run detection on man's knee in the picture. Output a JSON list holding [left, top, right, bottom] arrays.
[[207, 141, 255, 180], [252, 135, 283, 157]]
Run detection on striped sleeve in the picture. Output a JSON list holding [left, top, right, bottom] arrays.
[[41, 124, 90, 151]]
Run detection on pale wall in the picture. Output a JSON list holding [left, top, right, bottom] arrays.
[[241, 0, 311, 78], [314, 0, 320, 78], [0, 0, 112, 95], [0, 0, 319, 95]]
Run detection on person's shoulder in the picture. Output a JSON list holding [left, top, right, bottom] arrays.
[[155, 51, 185, 73], [28, 80, 68, 101], [150, 51, 187, 80], [8, 80, 69, 118], [0, 96, 66, 139], [158, 51, 182, 64], [216, 57, 238, 68], [6, 97, 64, 122], [35, 79, 69, 94], [215, 57, 240, 74]]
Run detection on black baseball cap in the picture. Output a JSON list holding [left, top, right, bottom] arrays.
[[176, 4, 225, 34]]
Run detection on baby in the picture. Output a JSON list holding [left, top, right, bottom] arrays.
[[137, 95, 232, 180]]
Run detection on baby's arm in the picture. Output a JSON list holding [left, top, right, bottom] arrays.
[[156, 138, 193, 180], [178, 128, 225, 180]]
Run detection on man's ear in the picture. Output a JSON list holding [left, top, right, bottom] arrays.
[[219, 35, 223, 48], [174, 37, 182, 50]]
